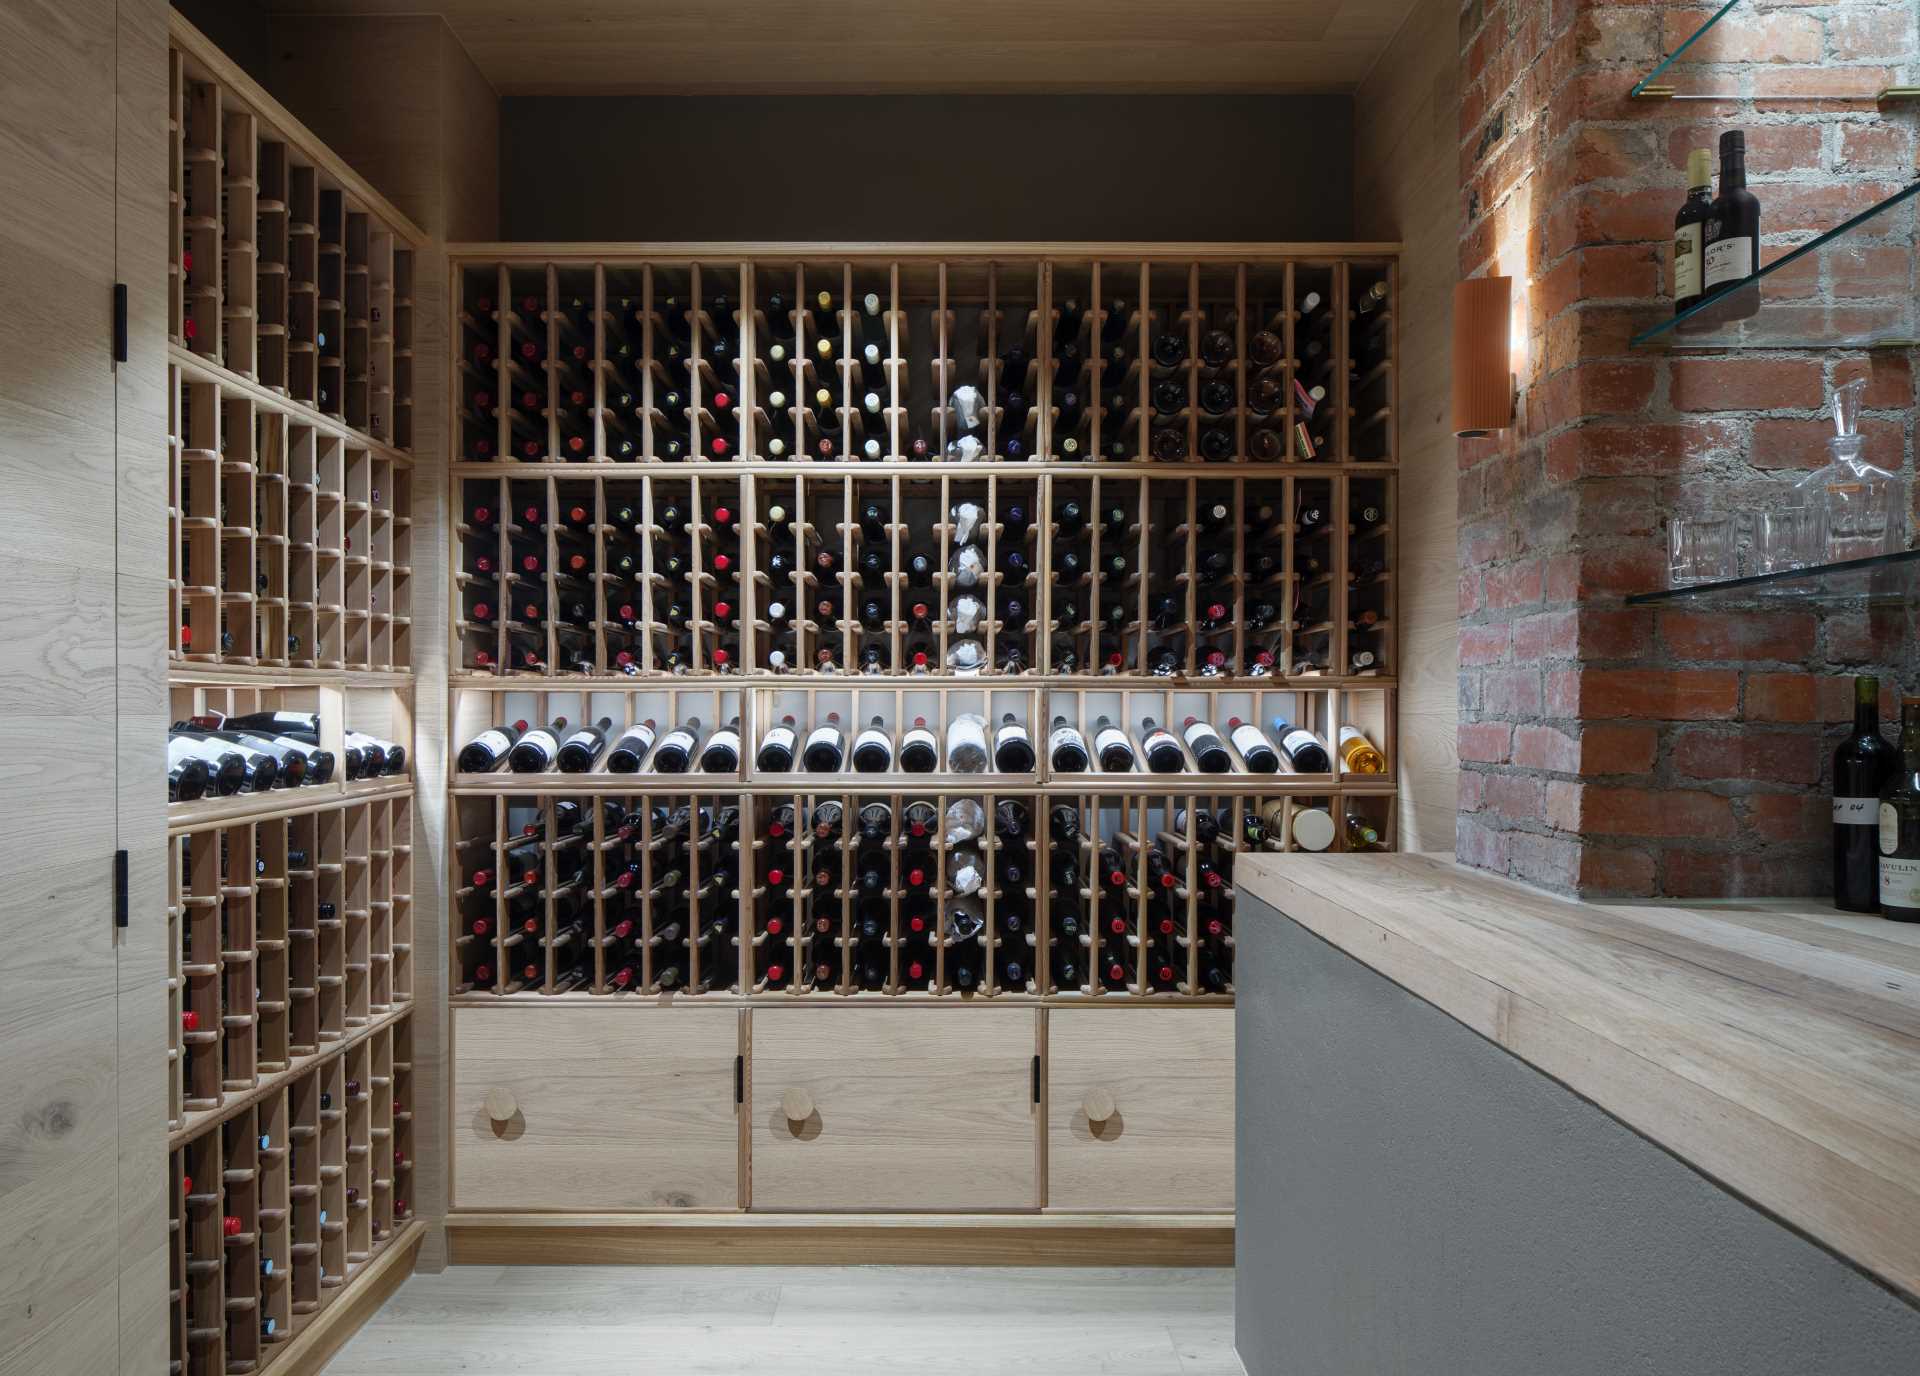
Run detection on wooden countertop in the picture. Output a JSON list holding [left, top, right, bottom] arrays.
[[1238, 851, 1920, 1303]]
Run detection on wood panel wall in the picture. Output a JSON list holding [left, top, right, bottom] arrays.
[[267, 13, 501, 1270], [1354, 0, 1460, 855]]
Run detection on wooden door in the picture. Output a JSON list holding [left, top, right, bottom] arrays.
[[0, 0, 165, 1370], [749, 1007, 1039, 1210], [453, 1006, 742, 1210], [1046, 1008, 1234, 1212]]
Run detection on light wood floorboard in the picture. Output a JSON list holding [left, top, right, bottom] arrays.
[[324, 1265, 1241, 1374]]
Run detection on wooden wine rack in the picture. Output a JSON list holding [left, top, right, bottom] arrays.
[[169, 360, 415, 674], [433, 247, 1392, 1252], [171, 21, 419, 446], [161, 15, 424, 1368], [169, 1019, 418, 1375], [167, 795, 415, 1135]]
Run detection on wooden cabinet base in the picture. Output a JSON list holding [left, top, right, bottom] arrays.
[[444, 1213, 1232, 1266], [267, 1221, 422, 1375]]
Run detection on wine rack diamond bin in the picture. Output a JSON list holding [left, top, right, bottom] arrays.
[[171, 360, 414, 672], [171, 19, 419, 446], [454, 255, 1394, 470], [169, 1016, 415, 1375], [167, 796, 414, 1135]]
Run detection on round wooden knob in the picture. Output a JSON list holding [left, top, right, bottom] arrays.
[[483, 1087, 518, 1123], [1082, 1088, 1117, 1125], [780, 1087, 814, 1123]]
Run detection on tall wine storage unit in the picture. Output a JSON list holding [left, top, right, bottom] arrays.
[[442, 248, 1398, 1258], [165, 18, 424, 1372]]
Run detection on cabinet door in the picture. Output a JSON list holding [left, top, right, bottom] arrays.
[[1047, 1008, 1234, 1212], [453, 1007, 740, 1210], [749, 1008, 1038, 1210]]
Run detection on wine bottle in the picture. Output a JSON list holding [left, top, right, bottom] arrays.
[[1672, 146, 1713, 314], [851, 715, 894, 773], [169, 735, 240, 796], [171, 728, 278, 792], [507, 716, 568, 773], [1092, 714, 1136, 772], [1831, 676, 1896, 913], [1703, 130, 1760, 302], [1272, 717, 1332, 773], [883, 715, 934, 773], [651, 717, 701, 773], [698, 715, 743, 772], [1228, 718, 1280, 774], [555, 716, 614, 773], [945, 714, 989, 773], [344, 730, 406, 776], [1140, 717, 1185, 773], [993, 712, 1036, 772], [1878, 696, 1920, 922], [756, 714, 799, 771], [605, 720, 657, 773], [1048, 715, 1090, 772], [1182, 716, 1232, 774], [1293, 805, 1336, 853], [802, 712, 846, 772]]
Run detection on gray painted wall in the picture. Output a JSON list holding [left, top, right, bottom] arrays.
[[1236, 894, 1920, 1376], [498, 95, 1353, 242]]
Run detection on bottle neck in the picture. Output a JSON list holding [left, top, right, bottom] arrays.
[[1720, 154, 1746, 193], [1856, 690, 1880, 736]]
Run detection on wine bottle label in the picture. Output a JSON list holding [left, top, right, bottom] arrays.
[[1674, 224, 1703, 300], [1881, 802, 1902, 854], [1835, 796, 1878, 825], [521, 729, 559, 761], [1182, 720, 1220, 751], [706, 727, 740, 756], [1047, 724, 1085, 756], [1703, 236, 1754, 289], [1879, 854, 1920, 907], [995, 721, 1031, 751], [803, 723, 843, 757], [1093, 725, 1132, 758], [759, 725, 796, 755], [853, 727, 893, 760], [561, 727, 600, 752], [903, 726, 937, 752], [1282, 728, 1321, 759], [659, 727, 697, 756], [468, 728, 511, 759], [1230, 722, 1272, 758]]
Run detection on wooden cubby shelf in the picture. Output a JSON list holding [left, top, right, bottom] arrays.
[[164, 19, 421, 1369], [172, 18, 420, 451], [169, 1014, 416, 1374]]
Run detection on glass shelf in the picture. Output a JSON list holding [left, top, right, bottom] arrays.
[[1627, 549, 1920, 606], [1629, 180, 1920, 350], [1632, 0, 1919, 102]]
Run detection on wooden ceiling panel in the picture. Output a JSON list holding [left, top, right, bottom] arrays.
[[262, 0, 1419, 94]]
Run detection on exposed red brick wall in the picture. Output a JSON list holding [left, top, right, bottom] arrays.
[[1454, 0, 1918, 897]]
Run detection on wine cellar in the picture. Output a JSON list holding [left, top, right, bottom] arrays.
[[436, 246, 1397, 1239]]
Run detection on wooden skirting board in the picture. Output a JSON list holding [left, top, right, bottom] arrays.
[[272, 1221, 423, 1376], [446, 1213, 1234, 1266]]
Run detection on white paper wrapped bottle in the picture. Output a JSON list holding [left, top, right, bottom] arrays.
[[946, 713, 990, 772]]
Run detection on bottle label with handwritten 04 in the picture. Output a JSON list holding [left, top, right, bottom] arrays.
[[1835, 796, 1878, 825]]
